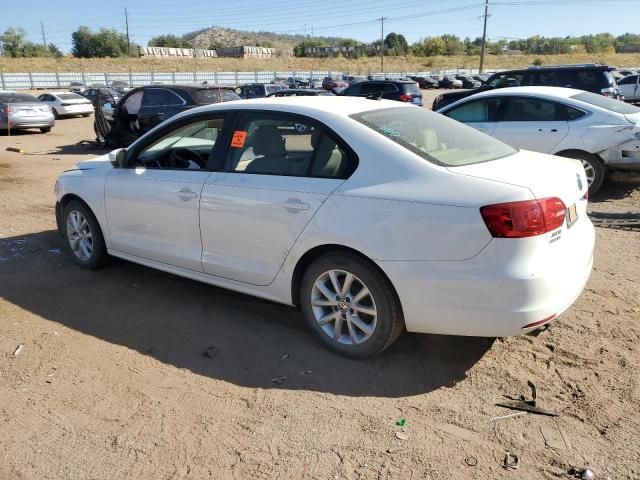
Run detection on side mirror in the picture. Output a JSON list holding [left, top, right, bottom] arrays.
[[108, 148, 127, 168]]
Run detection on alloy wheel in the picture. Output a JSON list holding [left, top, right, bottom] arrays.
[[311, 269, 377, 345], [66, 210, 93, 262], [581, 159, 596, 186]]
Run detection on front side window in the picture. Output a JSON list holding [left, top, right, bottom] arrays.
[[133, 117, 225, 170], [227, 114, 350, 178], [445, 98, 503, 122], [487, 73, 524, 89], [352, 107, 516, 167], [618, 75, 638, 86]]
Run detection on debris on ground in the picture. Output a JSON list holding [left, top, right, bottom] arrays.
[[503, 452, 520, 470], [280, 354, 289, 360], [271, 376, 286, 385], [540, 425, 572, 451], [5, 147, 24, 154], [395, 432, 409, 441], [489, 411, 527, 421], [12, 344, 23, 356], [464, 456, 477, 467], [395, 418, 407, 427], [496, 380, 558, 416], [201, 346, 218, 359]]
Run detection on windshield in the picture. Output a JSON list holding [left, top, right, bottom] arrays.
[[192, 89, 240, 104], [351, 107, 517, 167], [571, 91, 640, 114]]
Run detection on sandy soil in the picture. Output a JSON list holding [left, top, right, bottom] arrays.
[[1, 100, 639, 480]]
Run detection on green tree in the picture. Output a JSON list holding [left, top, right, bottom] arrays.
[[148, 34, 189, 48], [0, 27, 27, 57], [72, 26, 136, 58], [384, 32, 408, 56], [441, 34, 464, 55], [422, 37, 446, 56], [48, 43, 63, 58]]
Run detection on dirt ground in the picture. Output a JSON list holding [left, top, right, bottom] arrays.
[[1, 94, 639, 480]]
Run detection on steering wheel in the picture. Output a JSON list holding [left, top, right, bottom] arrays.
[[168, 148, 205, 169]]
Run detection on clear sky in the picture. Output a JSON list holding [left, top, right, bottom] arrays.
[[2, 0, 639, 52]]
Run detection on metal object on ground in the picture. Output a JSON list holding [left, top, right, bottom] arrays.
[[464, 456, 478, 467], [588, 212, 640, 232], [503, 452, 520, 470], [540, 425, 572, 450], [496, 380, 559, 417]]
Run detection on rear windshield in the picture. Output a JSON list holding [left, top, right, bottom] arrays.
[[192, 89, 240, 104], [57, 93, 85, 100], [0, 94, 37, 103], [400, 83, 421, 93], [571, 91, 640, 114], [351, 107, 516, 166]]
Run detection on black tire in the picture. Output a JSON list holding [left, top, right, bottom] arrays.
[[557, 151, 605, 195], [300, 252, 404, 358], [82, 113, 91, 117], [40, 127, 51, 133], [62, 199, 109, 269], [53, 109, 60, 119]]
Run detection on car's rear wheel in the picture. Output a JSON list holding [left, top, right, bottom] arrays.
[[300, 253, 404, 358], [40, 127, 51, 133], [63, 200, 109, 269], [557, 151, 604, 195]]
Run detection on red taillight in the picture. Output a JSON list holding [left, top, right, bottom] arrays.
[[1, 106, 13, 114], [399, 93, 413, 102], [480, 197, 566, 238]]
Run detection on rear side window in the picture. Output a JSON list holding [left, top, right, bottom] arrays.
[[487, 73, 524, 89], [192, 89, 240, 104], [445, 98, 502, 122], [618, 75, 638, 86], [352, 107, 516, 167], [142, 89, 184, 107], [344, 84, 361, 95], [569, 70, 608, 91], [500, 97, 575, 122]]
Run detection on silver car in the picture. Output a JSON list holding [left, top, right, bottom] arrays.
[[0, 92, 55, 133]]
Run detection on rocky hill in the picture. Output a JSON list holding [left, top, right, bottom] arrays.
[[185, 26, 341, 50]]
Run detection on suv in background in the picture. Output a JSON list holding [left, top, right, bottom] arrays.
[[340, 80, 423, 106], [433, 64, 622, 110]]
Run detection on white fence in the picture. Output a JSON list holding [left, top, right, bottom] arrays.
[[0, 69, 481, 90]]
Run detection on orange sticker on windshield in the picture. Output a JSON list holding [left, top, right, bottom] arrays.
[[230, 130, 247, 148]]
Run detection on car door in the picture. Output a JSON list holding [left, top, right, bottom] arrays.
[[137, 88, 188, 133], [619, 75, 640, 100], [104, 114, 227, 271], [441, 96, 503, 135], [491, 96, 570, 153], [199, 111, 355, 285]]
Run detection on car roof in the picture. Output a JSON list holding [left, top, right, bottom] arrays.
[[188, 96, 410, 117], [460, 86, 584, 99]]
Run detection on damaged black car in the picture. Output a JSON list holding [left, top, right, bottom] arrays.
[[93, 84, 240, 147]]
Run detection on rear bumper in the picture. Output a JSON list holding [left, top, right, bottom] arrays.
[[58, 105, 93, 116], [378, 215, 595, 337], [7, 118, 55, 129]]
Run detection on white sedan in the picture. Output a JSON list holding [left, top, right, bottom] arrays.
[[54, 97, 594, 357], [37, 92, 93, 118], [437, 86, 640, 194]]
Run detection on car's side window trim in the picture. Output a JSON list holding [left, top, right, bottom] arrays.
[[221, 109, 358, 179], [123, 111, 229, 170]]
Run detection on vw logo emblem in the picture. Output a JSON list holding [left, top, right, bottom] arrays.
[[338, 300, 349, 311], [576, 173, 583, 191]]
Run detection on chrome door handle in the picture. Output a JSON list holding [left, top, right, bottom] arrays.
[[282, 198, 310, 213], [178, 187, 198, 201]]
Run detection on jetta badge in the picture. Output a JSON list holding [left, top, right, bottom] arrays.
[[576, 173, 583, 191]]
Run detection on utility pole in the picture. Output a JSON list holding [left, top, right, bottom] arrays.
[[125, 7, 131, 56], [479, 0, 489, 73], [40, 21, 47, 48], [380, 17, 386, 73]]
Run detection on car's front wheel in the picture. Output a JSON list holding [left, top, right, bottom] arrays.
[[62, 200, 109, 269], [300, 253, 404, 358]]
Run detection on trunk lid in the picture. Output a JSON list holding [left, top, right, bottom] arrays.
[[11, 102, 51, 115], [448, 149, 587, 207]]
